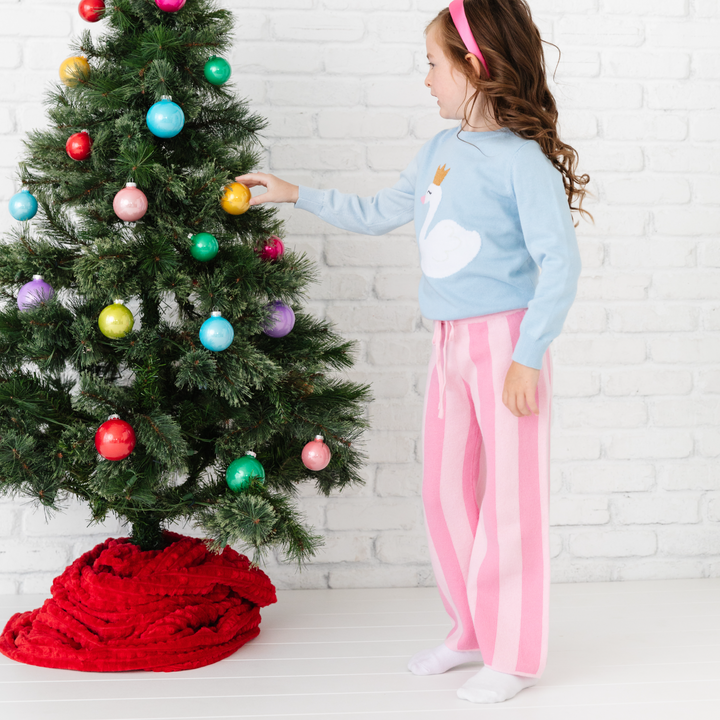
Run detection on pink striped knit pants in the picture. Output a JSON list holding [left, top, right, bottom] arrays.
[[422, 308, 552, 679]]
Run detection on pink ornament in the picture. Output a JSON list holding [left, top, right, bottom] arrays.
[[259, 235, 285, 262], [301, 435, 332, 472], [155, 0, 186, 11], [113, 182, 148, 222]]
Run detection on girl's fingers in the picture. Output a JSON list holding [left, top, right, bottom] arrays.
[[235, 175, 267, 189], [527, 389, 540, 415]]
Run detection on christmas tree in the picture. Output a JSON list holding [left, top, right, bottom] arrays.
[[0, 0, 370, 564]]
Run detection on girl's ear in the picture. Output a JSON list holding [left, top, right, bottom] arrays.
[[465, 52, 484, 78]]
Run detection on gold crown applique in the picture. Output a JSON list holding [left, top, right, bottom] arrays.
[[433, 164, 450, 186]]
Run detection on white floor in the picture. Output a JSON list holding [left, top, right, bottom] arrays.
[[0, 578, 719, 719]]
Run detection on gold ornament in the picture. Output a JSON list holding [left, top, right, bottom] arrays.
[[59, 56, 91, 87], [220, 182, 251, 215], [98, 300, 134, 339]]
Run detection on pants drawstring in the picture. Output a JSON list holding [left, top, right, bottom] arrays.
[[433, 321, 454, 420]]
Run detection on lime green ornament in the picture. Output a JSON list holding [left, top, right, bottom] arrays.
[[190, 232, 219, 261], [98, 299, 134, 339], [226, 451, 265, 492], [204, 56, 232, 86]]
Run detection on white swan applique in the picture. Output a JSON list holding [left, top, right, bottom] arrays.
[[419, 164, 481, 279]]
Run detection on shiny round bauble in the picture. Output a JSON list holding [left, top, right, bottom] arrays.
[[220, 182, 251, 215], [155, 0, 186, 11], [8, 189, 38, 221], [302, 435, 332, 472], [259, 235, 285, 262], [113, 182, 148, 222], [59, 56, 90, 87], [204, 56, 232, 86], [190, 232, 219, 262], [98, 300, 134, 339], [17, 275, 54, 312], [78, 0, 105, 22], [66, 130, 93, 161], [95, 415, 136, 461], [199, 311, 234, 352], [146, 97, 185, 138], [226, 452, 265, 492], [262, 301, 295, 338]]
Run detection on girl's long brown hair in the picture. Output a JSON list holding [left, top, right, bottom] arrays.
[[428, 0, 591, 222]]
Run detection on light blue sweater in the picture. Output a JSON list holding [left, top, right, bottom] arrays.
[[295, 127, 582, 369]]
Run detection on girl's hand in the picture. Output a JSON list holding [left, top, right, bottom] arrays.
[[502, 361, 541, 417], [234, 173, 299, 206]]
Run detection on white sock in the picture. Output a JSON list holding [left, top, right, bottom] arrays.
[[456, 666, 537, 703], [407, 644, 483, 675]]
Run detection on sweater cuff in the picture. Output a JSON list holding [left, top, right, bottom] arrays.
[[295, 185, 326, 214], [511, 335, 547, 371]]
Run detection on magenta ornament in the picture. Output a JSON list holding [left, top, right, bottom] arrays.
[[17, 275, 54, 311], [262, 301, 295, 338], [302, 435, 332, 472], [113, 182, 148, 222], [155, 0, 186, 11], [259, 235, 285, 262]]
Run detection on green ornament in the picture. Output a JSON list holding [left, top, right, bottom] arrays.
[[190, 232, 219, 261], [226, 452, 265, 492], [204, 56, 232, 86]]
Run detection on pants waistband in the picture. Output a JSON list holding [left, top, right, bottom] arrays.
[[432, 308, 527, 419]]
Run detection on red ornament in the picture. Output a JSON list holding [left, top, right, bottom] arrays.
[[66, 131, 93, 161], [95, 415, 136, 461], [78, 0, 105, 22], [259, 235, 285, 262], [301, 435, 332, 472]]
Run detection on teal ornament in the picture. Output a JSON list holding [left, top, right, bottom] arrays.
[[199, 311, 234, 352], [9, 189, 38, 221], [204, 56, 232, 86], [146, 96, 185, 138], [190, 232, 219, 261], [226, 451, 265, 492]]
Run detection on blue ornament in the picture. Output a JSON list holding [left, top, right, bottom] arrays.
[[199, 311, 234, 352], [9, 189, 38, 221], [146, 96, 185, 138]]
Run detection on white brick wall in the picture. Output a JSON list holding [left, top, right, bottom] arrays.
[[0, 0, 718, 593]]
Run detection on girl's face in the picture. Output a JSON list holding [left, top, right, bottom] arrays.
[[424, 27, 473, 121]]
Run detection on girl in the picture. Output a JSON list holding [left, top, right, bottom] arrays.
[[237, 0, 588, 705]]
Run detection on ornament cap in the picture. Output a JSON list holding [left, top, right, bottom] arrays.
[[211, 310, 222, 317], [160, 95, 172, 101], [125, 182, 137, 188], [245, 451, 257, 458], [315, 435, 324, 441], [113, 298, 124, 304], [108, 414, 120, 420], [32, 274, 43, 281]]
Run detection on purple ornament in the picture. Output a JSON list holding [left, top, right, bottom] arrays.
[[262, 301, 295, 338], [17, 275, 54, 311]]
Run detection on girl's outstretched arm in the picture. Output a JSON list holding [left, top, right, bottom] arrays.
[[235, 173, 299, 206]]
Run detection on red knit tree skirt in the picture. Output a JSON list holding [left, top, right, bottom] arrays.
[[0, 532, 276, 672]]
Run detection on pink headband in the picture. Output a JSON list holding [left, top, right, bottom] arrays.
[[448, 0, 490, 78]]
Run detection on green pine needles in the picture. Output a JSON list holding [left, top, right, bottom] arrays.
[[0, 0, 371, 563]]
